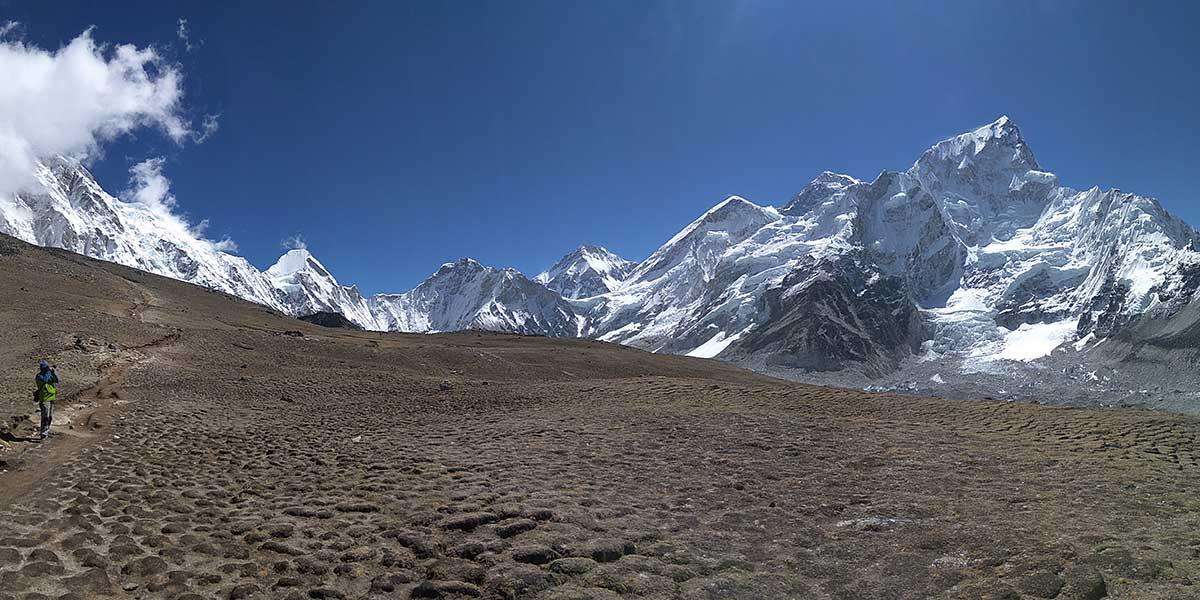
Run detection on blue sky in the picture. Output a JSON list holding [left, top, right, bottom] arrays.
[[3, 0, 1198, 294]]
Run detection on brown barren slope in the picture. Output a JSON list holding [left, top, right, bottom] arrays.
[[0, 233, 1198, 600]]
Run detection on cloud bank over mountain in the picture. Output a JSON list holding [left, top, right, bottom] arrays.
[[0, 28, 192, 198]]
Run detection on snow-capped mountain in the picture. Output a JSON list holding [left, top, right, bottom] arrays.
[[6, 117, 1200, 409], [370, 258, 582, 336], [266, 248, 382, 330], [0, 158, 582, 337], [576, 116, 1200, 394], [0, 157, 287, 310], [583, 196, 783, 354], [536, 245, 633, 299]]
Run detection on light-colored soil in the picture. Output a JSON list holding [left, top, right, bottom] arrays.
[[0, 235, 1198, 599]]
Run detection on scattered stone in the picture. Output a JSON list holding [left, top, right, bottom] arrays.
[[527, 509, 554, 521], [550, 557, 599, 575], [20, 562, 64, 577], [370, 571, 418, 592], [411, 581, 482, 598], [334, 502, 379, 513], [307, 588, 346, 599], [26, 549, 58, 564], [381, 530, 437, 558], [451, 542, 487, 560], [380, 547, 415, 568], [218, 562, 265, 578], [294, 557, 330, 576], [228, 584, 261, 599], [577, 539, 635, 563], [107, 544, 144, 560], [835, 516, 901, 532], [268, 524, 295, 538], [1019, 570, 1065, 598], [484, 562, 555, 598], [1062, 565, 1108, 600], [440, 512, 498, 531], [427, 557, 486, 584], [511, 544, 559, 565], [340, 546, 375, 562], [62, 569, 114, 595], [538, 585, 622, 600], [71, 548, 109, 569], [496, 519, 537, 538], [262, 541, 306, 556]]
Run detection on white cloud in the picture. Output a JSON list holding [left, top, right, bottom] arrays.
[[195, 113, 220, 143], [123, 157, 238, 253], [281, 233, 308, 250], [0, 21, 20, 39], [211, 237, 239, 253], [126, 157, 176, 211], [176, 18, 198, 52], [0, 28, 192, 200]]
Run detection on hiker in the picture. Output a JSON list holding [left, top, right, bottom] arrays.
[[35, 360, 58, 440]]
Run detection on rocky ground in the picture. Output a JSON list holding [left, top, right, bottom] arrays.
[[1, 235, 1200, 599]]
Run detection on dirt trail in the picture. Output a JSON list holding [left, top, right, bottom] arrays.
[[0, 288, 177, 507]]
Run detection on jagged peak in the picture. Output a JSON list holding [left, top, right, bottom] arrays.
[[936, 116, 1028, 154], [781, 171, 861, 215], [557, 244, 615, 261], [267, 248, 332, 279], [547, 244, 630, 269], [711, 195, 755, 211], [916, 116, 1041, 180], [969, 115, 1022, 144], [694, 195, 777, 224], [434, 257, 488, 274], [813, 171, 860, 186], [663, 195, 777, 241]]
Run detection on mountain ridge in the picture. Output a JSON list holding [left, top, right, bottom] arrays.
[[5, 117, 1200, 406]]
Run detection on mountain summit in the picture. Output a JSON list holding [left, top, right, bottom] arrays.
[[536, 245, 633, 299]]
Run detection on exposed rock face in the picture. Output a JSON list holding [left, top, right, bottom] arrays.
[[298, 311, 364, 330], [724, 254, 925, 376]]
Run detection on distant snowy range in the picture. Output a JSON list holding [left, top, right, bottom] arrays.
[[7, 117, 1200, 412]]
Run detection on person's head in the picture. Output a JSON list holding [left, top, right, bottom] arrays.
[[38, 360, 49, 372]]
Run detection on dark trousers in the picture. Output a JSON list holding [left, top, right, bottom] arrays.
[[39, 402, 52, 437]]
